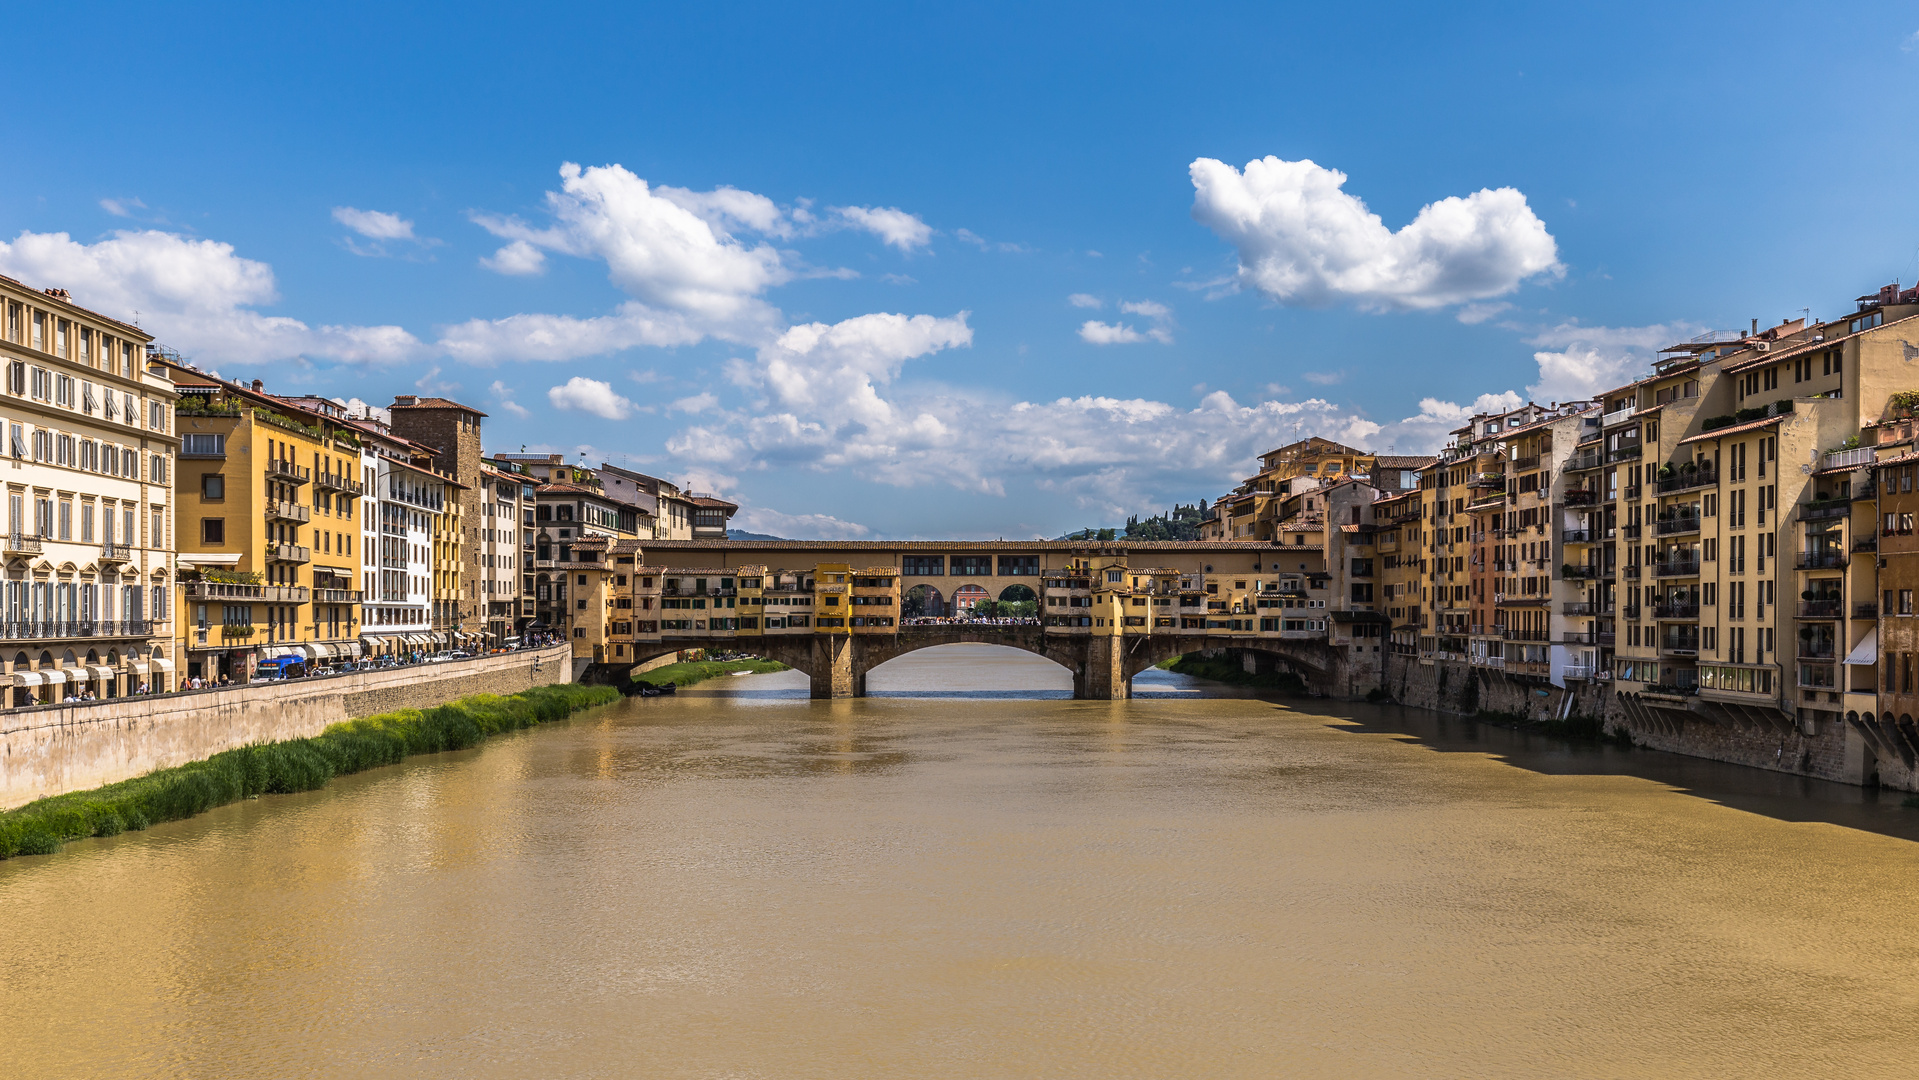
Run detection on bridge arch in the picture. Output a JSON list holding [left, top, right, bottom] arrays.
[[903, 584, 945, 618], [861, 639, 1074, 694]]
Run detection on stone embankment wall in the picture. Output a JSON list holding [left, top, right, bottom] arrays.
[[0, 644, 573, 809]]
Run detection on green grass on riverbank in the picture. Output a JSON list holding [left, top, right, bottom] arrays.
[[636, 658, 789, 687], [1156, 655, 1307, 694], [0, 682, 619, 860]]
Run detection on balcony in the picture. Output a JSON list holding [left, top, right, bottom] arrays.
[[1854, 536, 1879, 553], [1656, 467, 1717, 494], [1608, 444, 1643, 463], [1654, 515, 1701, 536], [1623, 484, 1643, 501], [267, 460, 311, 485], [1795, 551, 1847, 571], [1798, 599, 1843, 619], [1561, 488, 1598, 506], [1622, 564, 1643, 579], [1512, 454, 1541, 472], [1601, 406, 1636, 428], [1468, 471, 1506, 489], [1501, 628, 1551, 642], [1565, 451, 1605, 472], [314, 588, 364, 604], [1855, 602, 1879, 620], [1659, 638, 1700, 658], [98, 541, 131, 563], [184, 581, 309, 603], [1560, 564, 1602, 581], [1561, 529, 1594, 544], [1798, 501, 1850, 522], [1653, 602, 1700, 619], [1653, 559, 1701, 578], [1563, 601, 1613, 616], [1562, 630, 1616, 646], [268, 543, 311, 564], [0, 620, 153, 640], [1823, 447, 1875, 471], [1621, 523, 1642, 539], [1797, 646, 1838, 662], [265, 499, 311, 524], [314, 471, 365, 496], [4, 533, 42, 556]]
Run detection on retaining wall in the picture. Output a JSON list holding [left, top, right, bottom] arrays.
[[0, 644, 572, 809]]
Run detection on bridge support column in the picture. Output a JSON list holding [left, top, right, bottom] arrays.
[[809, 634, 858, 699], [1074, 635, 1129, 700]]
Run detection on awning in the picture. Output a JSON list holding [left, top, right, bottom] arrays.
[[87, 665, 118, 684], [41, 669, 67, 686], [176, 554, 244, 568], [11, 671, 43, 687], [311, 643, 338, 659], [342, 642, 364, 658], [150, 658, 175, 673], [1845, 627, 1878, 666], [64, 667, 92, 682], [259, 645, 298, 659], [128, 661, 150, 675], [291, 644, 320, 661]]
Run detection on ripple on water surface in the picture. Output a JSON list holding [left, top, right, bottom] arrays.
[[3, 644, 1918, 1079]]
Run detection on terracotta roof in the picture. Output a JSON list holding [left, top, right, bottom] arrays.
[[1870, 451, 1919, 469], [0, 274, 152, 340], [1374, 455, 1436, 469], [390, 396, 488, 416], [690, 496, 738, 510], [1676, 414, 1786, 445]]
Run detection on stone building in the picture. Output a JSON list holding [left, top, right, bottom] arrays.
[[388, 396, 486, 634], [0, 278, 178, 701]]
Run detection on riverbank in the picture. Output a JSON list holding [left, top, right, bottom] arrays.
[[0, 682, 618, 860], [638, 658, 790, 688]]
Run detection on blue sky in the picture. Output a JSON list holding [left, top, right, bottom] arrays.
[[4, 2, 1918, 539]]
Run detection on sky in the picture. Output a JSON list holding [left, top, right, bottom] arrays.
[[3, 2, 1918, 540]]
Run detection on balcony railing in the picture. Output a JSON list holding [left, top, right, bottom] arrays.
[[1560, 564, 1601, 580], [1561, 529, 1594, 544], [98, 541, 130, 562], [1795, 551, 1848, 570], [1797, 646, 1838, 661], [1621, 523, 1642, 539], [1654, 602, 1700, 619], [1565, 451, 1605, 472], [1656, 467, 1717, 494], [1659, 638, 1700, 657], [1562, 489, 1598, 506], [1512, 454, 1541, 472], [1654, 515, 1701, 536], [1623, 484, 1643, 501], [0, 620, 153, 640], [1854, 536, 1879, 553], [1653, 559, 1701, 577], [1798, 501, 1850, 522], [1855, 602, 1880, 620], [184, 581, 310, 603], [267, 460, 311, 485], [1601, 406, 1636, 428], [265, 500, 311, 524], [1608, 444, 1643, 463], [1798, 599, 1843, 618], [1823, 447, 1875, 471], [4, 533, 42, 555], [314, 472, 365, 495], [1563, 601, 1613, 616], [314, 588, 364, 604], [268, 543, 312, 564]]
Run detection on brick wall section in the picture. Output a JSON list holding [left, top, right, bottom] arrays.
[[0, 644, 571, 809]]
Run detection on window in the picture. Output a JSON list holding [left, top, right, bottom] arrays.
[[202, 475, 225, 500], [182, 433, 225, 456], [203, 518, 226, 544], [149, 401, 167, 431], [5, 361, 20, 395], [902, 555, 943, 576]]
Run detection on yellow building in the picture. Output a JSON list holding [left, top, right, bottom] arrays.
[[159, 363, 365, 682]]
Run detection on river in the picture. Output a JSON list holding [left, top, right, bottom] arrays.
[[3, 644, 1918, 1078]]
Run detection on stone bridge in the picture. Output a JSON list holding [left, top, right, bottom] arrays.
[[626, 626, 1349, 699]]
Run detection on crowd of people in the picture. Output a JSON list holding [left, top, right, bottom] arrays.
[[902, 615, 1042, 627]]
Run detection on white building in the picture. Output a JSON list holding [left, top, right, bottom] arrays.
[[0, 279, 178, 702], [353, 420, 450, 655]]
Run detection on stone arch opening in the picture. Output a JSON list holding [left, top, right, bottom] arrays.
[[861, 640, 1074, 695], [903, 584, 945, 618], [952, 585, 989, 614]]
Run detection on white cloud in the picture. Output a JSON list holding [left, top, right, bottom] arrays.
[[489, 379, 530, 419], [438, 302, 706, 364], [832, 205, 933, 251], [655, 184, 801, 239], [671, 392, 719, 414], [733, 506, 872, 540], [547, 376, 635, 420], [0, 229, 424, 366], [1904, 29, 1919, 52], [1189, 155, 1562, 311], [100, 197, 146, 218], [1521, 320, 1686, 402], [1079, 320, 1147, 344], [1456, 301, 1512, 324], [479, 239, 546, 276], [472, 163, 788, 326], [1078, 298, 1173, 344], [1068, 293, 1103, 309], [332, 207, 418, 242], [1301, 371, 1343, 386]]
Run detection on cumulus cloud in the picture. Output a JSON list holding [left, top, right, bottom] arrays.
[[1522, 320, 1685, 402], [479, 239, 546, 276], [1079, 298, 1174, 344], [547, 376, 635, 420], [100, 197, 146, 218], [832, 206, 933, 251], [1301, 371, 1344, 386], [1068, 293, 1103, 309], [1189, 155, 1562, 311], [438, 301, 704, 363], [472, 162, 789, 330], [671, 392, 719, 414], [333, 207, 417, 242], [733, 506, 872, 540], [0, 229, 424, 366]]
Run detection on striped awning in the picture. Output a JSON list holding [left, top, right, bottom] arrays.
[[151, 658, 175, 673], [11, 671, 43, 687], [87, 665, 118, 684]]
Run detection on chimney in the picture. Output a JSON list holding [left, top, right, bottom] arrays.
[[251, 379, 264, 392], [1750, 318, 1758, 336], [42, 288, 70, 301]]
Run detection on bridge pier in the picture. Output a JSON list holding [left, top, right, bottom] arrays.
[[1073, 635, 1129, 700], [809, 634, 858, 699]]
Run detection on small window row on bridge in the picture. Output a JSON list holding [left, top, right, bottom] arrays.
[[901, 555, 1040, 576]]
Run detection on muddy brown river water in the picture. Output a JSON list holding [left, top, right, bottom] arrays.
[[3, 644, 1918, 1078]]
